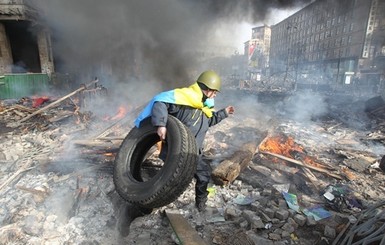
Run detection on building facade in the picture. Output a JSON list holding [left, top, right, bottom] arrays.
[[269, 0, 385, 92], [244, 25, 271, 82], [0, 0, 54, 75]]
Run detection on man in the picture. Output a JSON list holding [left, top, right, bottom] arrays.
[[135, 70, 234, 212]]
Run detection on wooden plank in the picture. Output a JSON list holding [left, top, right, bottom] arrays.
[[261, 151, 344, 180], [165, 210, 207, 245], [211, 142, 258, 186], [12, 79, 98, 126]]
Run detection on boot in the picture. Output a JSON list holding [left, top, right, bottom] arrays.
[[195, 196, 207, 212]]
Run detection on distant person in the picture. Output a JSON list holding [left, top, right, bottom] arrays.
[[135, 70, 235, 212]]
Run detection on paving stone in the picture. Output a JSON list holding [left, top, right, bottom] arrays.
[[294, 214, 306, 226], [275, 209, 289, 220]]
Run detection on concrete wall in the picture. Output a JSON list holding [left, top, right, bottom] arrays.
[[0, 22, 12, 74], [37, 28, 54, 76]]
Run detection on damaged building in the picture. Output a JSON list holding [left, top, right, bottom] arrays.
[[0, 0, 54, 99], [266, 0, 385, 93]]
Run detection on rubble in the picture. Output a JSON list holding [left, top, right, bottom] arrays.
[[1, 89, 385, 244]]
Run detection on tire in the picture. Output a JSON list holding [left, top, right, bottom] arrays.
[[113, 115, 198, 209]]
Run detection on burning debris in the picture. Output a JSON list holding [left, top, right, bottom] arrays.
[[1, 88, 385, 244]]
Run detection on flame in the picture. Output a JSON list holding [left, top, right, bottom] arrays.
[[110, 106, 128, 120], [259, 134, 304, 156], [259, 133, 327, 169], [104, 152, 114, 157]]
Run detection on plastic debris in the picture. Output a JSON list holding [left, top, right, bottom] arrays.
[[282, 192, 300, 212], [302, 205, 332, 221], [233, 194, 255, 205]]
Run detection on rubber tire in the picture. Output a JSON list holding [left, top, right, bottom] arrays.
[[113, 115, 198, 209]]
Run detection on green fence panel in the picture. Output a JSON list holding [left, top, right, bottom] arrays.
[[0, 73, 50, 99]]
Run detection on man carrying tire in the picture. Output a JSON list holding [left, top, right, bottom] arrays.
[[134, 70, 234, 212]]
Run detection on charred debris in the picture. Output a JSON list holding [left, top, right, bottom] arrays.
[[1, 81, 385, 244]]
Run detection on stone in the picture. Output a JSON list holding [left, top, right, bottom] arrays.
[[293, 214, 306, 226], [324, 225, 336, 239], [275, 210, 289, 221], [242, 210, 265, 229]]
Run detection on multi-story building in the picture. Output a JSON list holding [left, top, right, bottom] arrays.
[[0, 0, 54, 75], [244, 25, 271, 81], [269, 0, 385, 92]]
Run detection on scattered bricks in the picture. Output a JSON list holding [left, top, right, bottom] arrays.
[[221, 192, 232, 202], [294, 214, 306, 226], [264, 208, 276, 219], [239, 219, 249, 229], [258, 210, 272, 222], [245, 231, 274, 245], [324, 225, 336, 239], [258, 197, 269, 206], [268, 233, 281, 241], [306, 216, 317, 226], [262, 188, 272, 196], [272, 228, 283, 236], [287, 217, 299, 229], [275, 210, 289, 221], [240, 188, 249, 195], [281, 223, 295, 234], [242, 210, 265, 229], [274, 241, 289, 245], [250, 201, 261, 212], [224, 206, 240, 221], [271, 218, 281, 224], [278, 199, 288, 209], [288, 209, 297, 217], [251, 190, 261, 198], [281, 230, 291, 238]]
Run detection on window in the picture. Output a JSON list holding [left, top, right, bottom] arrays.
[[341, 37, 346, 46]]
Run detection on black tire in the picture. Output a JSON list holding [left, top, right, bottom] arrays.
[[113, 115, 198, 209]]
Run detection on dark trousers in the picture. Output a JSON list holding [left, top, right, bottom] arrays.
[[194, 155, 211, 201]]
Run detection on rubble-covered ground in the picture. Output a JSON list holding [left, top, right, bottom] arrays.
[[1, 89, 385, 245]]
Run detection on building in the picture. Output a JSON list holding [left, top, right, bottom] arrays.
[[0, 0, 54, 75], [244, 25, 271, 82], [269, 0, 385, 92]]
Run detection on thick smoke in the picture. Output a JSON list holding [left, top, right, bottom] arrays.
[[29, 0, 312, 108]]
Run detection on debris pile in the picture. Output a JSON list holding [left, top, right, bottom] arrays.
[[0, 89, 385, 244]]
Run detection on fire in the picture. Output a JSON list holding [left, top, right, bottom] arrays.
[[259, 134, 304, 157], [110, 105, 128, 120], [259, 133, 328, 169]]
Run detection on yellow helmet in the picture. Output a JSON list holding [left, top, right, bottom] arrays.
[[197, 70, 221, 91]]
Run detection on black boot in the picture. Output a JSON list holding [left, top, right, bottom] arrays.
[[195, 182, 209, 212], [195, 196, 207, 212]]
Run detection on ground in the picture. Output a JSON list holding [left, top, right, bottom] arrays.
[[0, 89, 385, 244]]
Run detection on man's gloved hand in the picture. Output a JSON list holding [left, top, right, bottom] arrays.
[[157, 126, 167, 140], [225, 106, 235, 115]]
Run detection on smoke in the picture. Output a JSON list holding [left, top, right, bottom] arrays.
[[279, 91, 328, 123], [26, 0, 314, 114]]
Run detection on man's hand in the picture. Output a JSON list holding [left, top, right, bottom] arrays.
[[157, 126, 167, 141], [226, 106, 235, 115]]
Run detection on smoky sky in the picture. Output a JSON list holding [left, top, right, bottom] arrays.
[[30, 0, 312, 95]]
